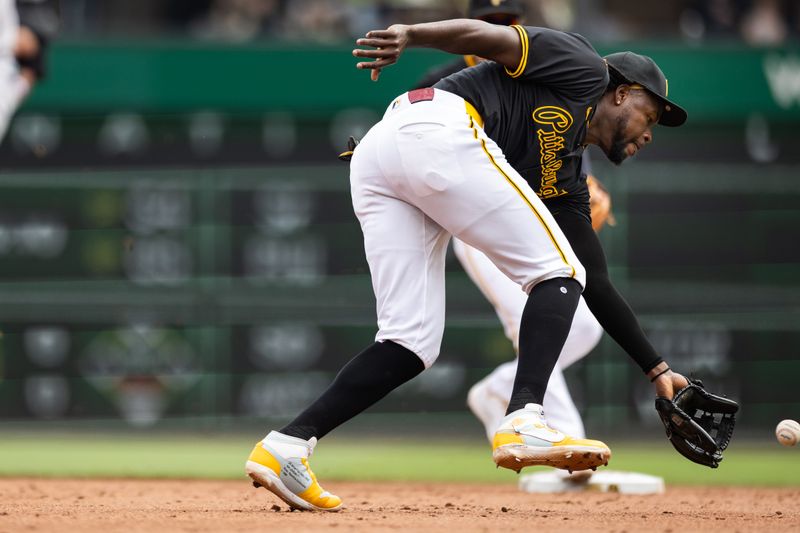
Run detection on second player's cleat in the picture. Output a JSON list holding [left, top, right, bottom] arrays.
[[492, 403, 611, 473], [245, 431, 342, 512]]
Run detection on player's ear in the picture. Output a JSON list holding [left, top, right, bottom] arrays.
[[614, 85, 630, 106]]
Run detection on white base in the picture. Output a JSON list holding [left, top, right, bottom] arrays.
[[518, 470, 665, 495]]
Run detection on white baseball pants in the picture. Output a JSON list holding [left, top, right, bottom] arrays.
[[349, 89, 585, 367]]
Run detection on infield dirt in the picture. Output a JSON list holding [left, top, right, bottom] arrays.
[[0, 478, 797, 532]]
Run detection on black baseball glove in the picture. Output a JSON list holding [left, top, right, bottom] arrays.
[[655, 378, 739, 468]]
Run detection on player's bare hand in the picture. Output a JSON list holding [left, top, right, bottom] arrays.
[[353, 25, 411, 81], [649, 364, 690, 400]]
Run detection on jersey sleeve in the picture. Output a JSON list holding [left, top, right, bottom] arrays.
[[505, 25, 608, 96]]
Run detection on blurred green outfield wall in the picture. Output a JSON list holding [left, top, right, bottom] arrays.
[[1, 41, 799, 435], [21, 40, 800, 121], [6, 40, 800, 168]]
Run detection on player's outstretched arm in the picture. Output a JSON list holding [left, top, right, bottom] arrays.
[[353, 19, 520, 81]]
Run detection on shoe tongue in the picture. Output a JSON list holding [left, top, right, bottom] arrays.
[[524, 403, 545, 416], [307, 436, 318, 455]]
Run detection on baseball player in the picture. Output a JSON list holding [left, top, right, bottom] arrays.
[[246, 19, 693, 511], [0, 0, 56, 142], [411, 0, 612, 452]]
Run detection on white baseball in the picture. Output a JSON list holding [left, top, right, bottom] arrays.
[[775, 419, 800, 447]]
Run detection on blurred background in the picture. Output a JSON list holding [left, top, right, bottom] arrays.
[[0, 0, 799, 445]]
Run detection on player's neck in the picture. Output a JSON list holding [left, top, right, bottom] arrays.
[[584, 95, 614, 148]]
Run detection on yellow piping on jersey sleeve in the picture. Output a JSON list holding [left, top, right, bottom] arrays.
[[505, 25, 529, 79]]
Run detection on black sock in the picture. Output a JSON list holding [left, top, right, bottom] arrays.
[[507, 277, 582, 414], [279, 340, 425, 441]]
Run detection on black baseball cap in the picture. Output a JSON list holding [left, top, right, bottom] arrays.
[[604, 51, 687, 127], [468, 0, 523, 19]]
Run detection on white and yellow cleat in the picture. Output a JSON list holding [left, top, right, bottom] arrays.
[[492, 403, 611, 474], [245, 431, 342, 512]]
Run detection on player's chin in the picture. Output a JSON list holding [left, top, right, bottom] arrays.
[[604, 144, 629, 166]]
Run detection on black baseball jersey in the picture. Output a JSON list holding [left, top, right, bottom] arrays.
[[435, 26, 608, 217]]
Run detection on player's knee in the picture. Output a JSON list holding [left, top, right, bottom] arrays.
[[521, 263, 585, 294], [376, 336, 438, 369], [407, 345, 439, 369]]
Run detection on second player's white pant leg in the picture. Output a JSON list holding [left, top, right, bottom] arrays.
[[475, 358, 585, 438], [555, 296, 603, 370], [454, 238, 602, 360], [542, 367, 586, 438], [455, 238, 602, 439], [453, 239, 527, 352]]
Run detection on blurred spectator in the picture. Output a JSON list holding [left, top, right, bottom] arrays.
[[190, 0, 283, 42], [680, 0, 799, 44], [527, 0, 575, 31], [40, 0, 800, 44], [282, 0, 348, 42], [680, 0, 744, 41], [740, 0, 788, 45], [162, 0, 214, 32], [361, 1, 461, 29], [342, 0, 388, 41]]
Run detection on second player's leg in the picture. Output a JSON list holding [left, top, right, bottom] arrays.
[[456, 238, 586, 439], [558, 298, 604, 370]]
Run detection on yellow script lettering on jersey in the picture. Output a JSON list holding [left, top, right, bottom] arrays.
[[532, 106, 573, 199]]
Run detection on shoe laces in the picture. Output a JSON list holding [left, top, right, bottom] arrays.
[[510, 404, 560, 435], [523, 403, 546, 418]]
